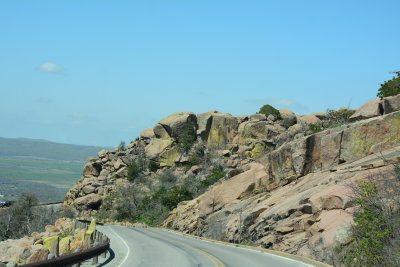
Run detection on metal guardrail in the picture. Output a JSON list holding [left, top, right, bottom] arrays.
[[19, 219, 110, 267], [20, 240, 109, 267]]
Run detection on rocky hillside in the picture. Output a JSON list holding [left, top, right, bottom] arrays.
[[64, 94, 400, 263]]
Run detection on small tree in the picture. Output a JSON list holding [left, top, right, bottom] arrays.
[[377, 71, 400, 99], [160, 186, 193, 210], [350, 181, 391, 265], [201, 165, 225, 187], [118, 141, 126, 151], [258, 104, 281, 119], [325, 108, 355, 126], [127, 161, 141, 182], [177, 121, 197, 154], [148, 161, 159, 172]]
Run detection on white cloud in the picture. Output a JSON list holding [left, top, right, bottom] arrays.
[[39, 62, 62, 73]]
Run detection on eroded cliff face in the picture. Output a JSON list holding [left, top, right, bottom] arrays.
[[64, 94, 400, 262], [163, 107, 400, 261]]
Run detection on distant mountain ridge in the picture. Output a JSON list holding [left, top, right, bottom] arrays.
[[0, 137, 109, 161]]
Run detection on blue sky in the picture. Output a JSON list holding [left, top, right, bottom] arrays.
[[1, 1, 399, 147]]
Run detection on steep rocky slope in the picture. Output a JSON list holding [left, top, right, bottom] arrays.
[[64, 94, 400, 262]]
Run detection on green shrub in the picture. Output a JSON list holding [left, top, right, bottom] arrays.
[[148, 161, 159, 172], [177, 121, 197, 154], [325, 108, 355, 126], [377, 71, 400, 99], [183, 175, 205, 197], [258, 104, 281, 119], [201, 165, 225, 187], [160, 186, 193, 210], [118, 141, 126, 151], [335, 179, 400, 266], [308, 123, 322, 134], [127, 161, 141, 182], [158, 169, 177, 186]]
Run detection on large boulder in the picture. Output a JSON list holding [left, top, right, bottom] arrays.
[[349, 98, 383, 121], [43, 236, 59, 257], [206, 113, 239, 148], [238, 121, 284, 145], [249, 114, 267, 121], [74, 194, 102, 210], [297, 114, 320, 125], [145, 138, 174, 159], [159, 147, 181, 167], [140, 128, 155, 139], [153, 124, 170, 139], [197, 111, 218, 139], [382, 94, 400, 114], [159, 112, 197, 139], [279, 109, 297, 126], [341, 111, 400, 163], [26, 247, 49, 264], [83, 161, 102, 177]]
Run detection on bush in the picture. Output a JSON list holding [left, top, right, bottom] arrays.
[[258, 104, 281, 119], [158, 169, 177, 187], [335, 169, 400, 267], [325, 108, 355, 126], [183, 175, 206, 197], [377, 71, 400, 99], [187, 141, 208, 166], [98, 184, 142, 222], [148, 161, 159, 172], [118, 141, 126, 151], [308, 123, 323, 134], [201, 165, 225, 187], [0, 193, 60, 241], [177, 121, 197, 154], [159, 186, 193, 210], [127, 161, 141, 182]]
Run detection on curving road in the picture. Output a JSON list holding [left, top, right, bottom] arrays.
[[98, 225, 319, 267]]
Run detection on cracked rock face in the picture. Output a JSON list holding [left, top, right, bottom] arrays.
[[64, 95, 400, 262]]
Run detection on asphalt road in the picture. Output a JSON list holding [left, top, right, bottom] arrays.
[[98, 225, 316, 267]]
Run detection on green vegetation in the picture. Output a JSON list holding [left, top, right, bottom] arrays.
[[325, 108, 355, 127], [258, 104, 281, 119], [99, 163, 225, 226], [306, 108, 355, 135], [0, 193, 71, 241], [200, 165, 225, 187], [148, 160, 159, 172], [118, 141, 126, 151], [150, 186, 193, 211], [127, 161, 141, 182], [0, 156, 84, 202], [308, 123, 323, 134], [0, 137, 107, 202], [377, 71, 400, 99], [335, 168, 400, 267], [177, 121, 197, 154]]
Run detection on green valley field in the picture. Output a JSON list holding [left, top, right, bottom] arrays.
[[0, 137, 107, 202]]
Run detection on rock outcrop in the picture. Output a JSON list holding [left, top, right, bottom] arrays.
[[0, 218, 88, 266], [64, 94, 400, 263]]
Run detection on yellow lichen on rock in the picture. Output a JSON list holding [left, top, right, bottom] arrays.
[[59, 237, 71, 256], [247, 142, 268, 158], [43, 236, 59, 256], [159, 147, 180, 167]]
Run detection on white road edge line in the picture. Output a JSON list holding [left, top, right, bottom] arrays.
[[110, 226, 130, 267]]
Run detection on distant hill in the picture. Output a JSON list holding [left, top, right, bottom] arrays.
[[0, 137, 109, 161], [0, 137, 110, 202]]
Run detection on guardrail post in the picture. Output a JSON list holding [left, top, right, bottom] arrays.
[[92, 255, 98, 264]]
